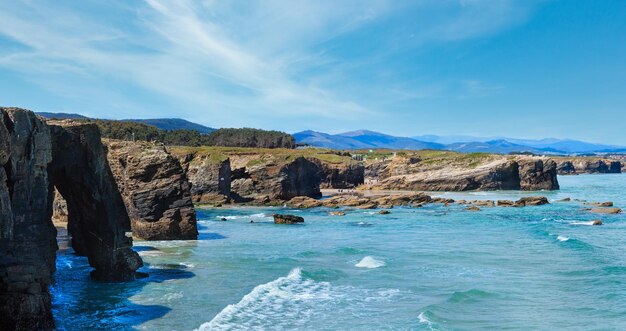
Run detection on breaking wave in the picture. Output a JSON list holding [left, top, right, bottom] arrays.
[[355, 256, 386, 269]]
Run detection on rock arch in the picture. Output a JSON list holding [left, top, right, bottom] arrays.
[[0, 109, 142, 330], [47, 122, 142, 281]]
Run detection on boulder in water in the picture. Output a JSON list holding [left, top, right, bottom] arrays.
[[378, 210, 391, 215], [516, 196, 549, 206], [591, 207, 622, 214], [592, 220, 603, 226], [590, 201, 613, 207], [273, 214, 304, 224], [466, 206, 481, 211]]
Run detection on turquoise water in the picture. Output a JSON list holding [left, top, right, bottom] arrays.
[[52, 174, 626, 330]]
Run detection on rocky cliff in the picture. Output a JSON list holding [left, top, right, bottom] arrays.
[[1, 110, 143, 330], [106, 140, 198, 240], [316, 161, 364, 189], [364, 153, 559, 191], [177, 152, 231, 203], [556, 159, 622, 175], [0, 108, 57, 330], [519, 159, 560, 190], [172, 148, 328, 203], [230, 156, 323, 201]]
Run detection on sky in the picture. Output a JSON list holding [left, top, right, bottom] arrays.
[[0, 0, 625, 143]]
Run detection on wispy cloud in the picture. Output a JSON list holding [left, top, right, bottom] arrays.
[[0, 0, 540, 129]]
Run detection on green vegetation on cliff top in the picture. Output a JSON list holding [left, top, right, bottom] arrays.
[[81, 119, 294, 149]]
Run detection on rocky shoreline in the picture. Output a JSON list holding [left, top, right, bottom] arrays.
[[1, 107, 623, 329]]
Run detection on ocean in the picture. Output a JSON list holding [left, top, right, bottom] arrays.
[[52, 174, 626, 330]]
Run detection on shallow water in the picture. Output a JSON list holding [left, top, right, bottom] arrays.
[[52, 174, 626, 330]]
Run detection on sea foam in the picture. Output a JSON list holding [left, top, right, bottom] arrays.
[[355, 256, 386, 269], [418, 312, 439, 331], [557, 235, 570, 242], [196, 268, 331, 330]]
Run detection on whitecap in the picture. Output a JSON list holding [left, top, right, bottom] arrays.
[[215, 213, 270, 221], [355, 256, 386, 269], [418, 312, 439, 331], [196, 268, 331, 331], [557, 235, 570, 242], [569, 221, 596, 226]]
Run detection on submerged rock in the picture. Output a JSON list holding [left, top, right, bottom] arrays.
[[273, 214, 305, 224], [378, 210, 391, 215], [328, 211, 346, 216], [466, 206, 481, 211], [590, 201, 613, 207], [590, 207, 622, 214]]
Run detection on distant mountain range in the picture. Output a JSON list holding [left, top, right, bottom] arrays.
[[296, 130, 626, 155], [294, 130, 444, 150], [36, 112, 215, 134], [35, 112, 625, 155]]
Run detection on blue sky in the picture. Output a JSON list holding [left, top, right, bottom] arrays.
[[0, 1, 625, 143]]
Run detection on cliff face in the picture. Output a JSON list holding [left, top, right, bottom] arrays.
[[518, 159, 559, 190], [556, 159, 622, 175], [0, 110, 146, 330], [365, 155, 559, 192], [106, 140, 198, 240], [316, 162, 364, 189], [177, 153, 231, 203], [0, 108, 56, 330], [231, 156, 323, 201]]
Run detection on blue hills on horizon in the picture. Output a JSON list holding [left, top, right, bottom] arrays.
[[295, 130, 626, 155], [34, 111, 625, 155]]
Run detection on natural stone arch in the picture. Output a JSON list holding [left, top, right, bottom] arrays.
[[47, 122, 142, 281]]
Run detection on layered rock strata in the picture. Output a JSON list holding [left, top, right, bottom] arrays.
[[365, 156, 559, 192], [556, 159, 622, 175], [177, 152, 231, 203], [106, 141, 198, 240]]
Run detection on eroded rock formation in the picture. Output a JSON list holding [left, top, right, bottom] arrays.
[[230, 156, 323, 201], [1, 109, 144, 330], [556, 159, 622, 175], [47, 121, 142, 281], [0, 108, 56, 330], [106, 140, 198, 240], [519, 159, 560, 190], [177, 152, 231, 203], [364, 156, 559, 191], [316, 161, 364, 189]]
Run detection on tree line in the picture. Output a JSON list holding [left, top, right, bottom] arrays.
[[89, 119, 295, 148]]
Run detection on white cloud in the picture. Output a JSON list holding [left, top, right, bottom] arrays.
[[0, 0, 540, 128]]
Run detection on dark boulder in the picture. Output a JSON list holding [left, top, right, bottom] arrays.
[[273, 214, 304, 224]]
